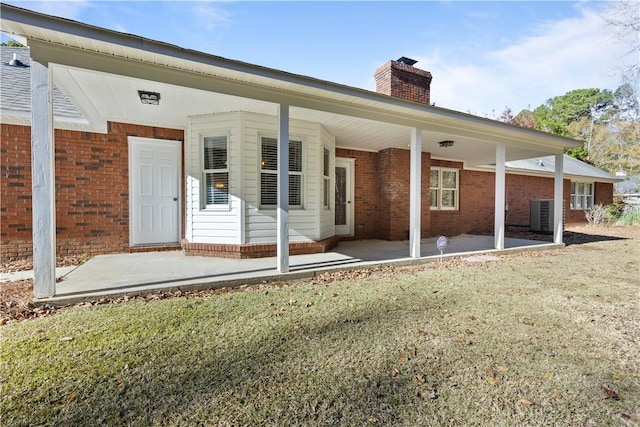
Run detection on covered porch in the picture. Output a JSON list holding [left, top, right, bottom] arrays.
[[40, 235, 561, 305], [1, 4, 577, 300]]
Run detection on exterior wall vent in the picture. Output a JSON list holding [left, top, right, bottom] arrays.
[[530, 199, 564, 233]]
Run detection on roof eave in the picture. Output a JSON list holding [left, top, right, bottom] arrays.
[[0, 2, 580, 152]]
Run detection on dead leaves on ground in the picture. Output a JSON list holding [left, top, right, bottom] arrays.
[[1, 298, 58, 325], [601, 384, 622, 401]]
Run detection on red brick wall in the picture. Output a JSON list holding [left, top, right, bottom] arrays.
[[334, 149, 612, 241], [1, 122, 184, 261], [375, 60, 432, 105], [595, 182, 614, 206], [505, 174, 555, 226], [338, 147, 431, 241], [1, 124, 32, 260], [335, 149, 379, 240], [505, 174, 615, 225], [429, 160, 494, 237]]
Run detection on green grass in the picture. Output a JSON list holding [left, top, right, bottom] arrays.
[[2, 227, 639, 426]]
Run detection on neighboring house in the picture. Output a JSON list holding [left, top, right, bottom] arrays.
[[0, 5, 619, 297]]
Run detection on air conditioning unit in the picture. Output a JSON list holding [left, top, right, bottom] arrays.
[[530, 199, 564, 233]]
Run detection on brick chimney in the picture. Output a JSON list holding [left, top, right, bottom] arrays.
[[375, 57, 432, 105]]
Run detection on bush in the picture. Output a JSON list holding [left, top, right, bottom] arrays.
[[615, 205, 640, 226], [585, 203, 609, 226], [606, 196, 626, 220]]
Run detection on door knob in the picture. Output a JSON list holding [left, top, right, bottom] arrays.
[[173, 197, 178, 201]]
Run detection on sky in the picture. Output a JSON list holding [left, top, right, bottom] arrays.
[[1, 1, 636, 117]]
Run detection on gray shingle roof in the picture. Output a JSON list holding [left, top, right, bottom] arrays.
[[506, 155, 621, 182], [1, 46, 84, 119]]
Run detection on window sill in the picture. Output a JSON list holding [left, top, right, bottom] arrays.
[[201, 205, 231, 212], [259, 206, 305, 211]]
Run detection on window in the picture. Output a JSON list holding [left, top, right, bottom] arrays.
[[571, 182, 594, 210], [202, 134, 229, 208], [430, 167, 458, 210], [322, 147, 330, 209], [260, 137, 303, 208]]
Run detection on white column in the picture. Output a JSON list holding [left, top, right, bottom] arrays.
[[31, 58, 56, 298], [553, 153, 564, 244], [277, 103, 290, 273], [494, 143, 506, 250], [409, 128, 421, 258]]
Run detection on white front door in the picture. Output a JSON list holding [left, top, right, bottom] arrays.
[[335, 157, 354, 236], [129, 137, 181, 246]]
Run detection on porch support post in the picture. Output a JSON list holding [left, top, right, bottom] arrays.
[[277, 103, 290, 273], [553, 153, 564, 244], [409, 128, 421, 258], [494, 143, 506, 250], [31, 58, 56, 298]]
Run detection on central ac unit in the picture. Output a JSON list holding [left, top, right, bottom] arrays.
[[530, 199, 564, 233]]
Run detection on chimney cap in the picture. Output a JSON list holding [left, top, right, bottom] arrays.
[[397, 56, 417, 66]]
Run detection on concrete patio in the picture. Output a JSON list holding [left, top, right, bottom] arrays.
[[31, 234, 561, 305]]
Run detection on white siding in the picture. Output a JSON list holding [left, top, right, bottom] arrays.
[[186, 113, 242, 244], [319, 125, 336, 239], [186, 111, 338, 246], [243, 112, 325, 244]]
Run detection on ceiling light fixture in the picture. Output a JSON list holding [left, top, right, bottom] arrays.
[[438, 140, 454, 148], [138, 90, 161, 105]]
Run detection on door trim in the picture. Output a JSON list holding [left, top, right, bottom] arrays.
[[335, 157, 355, 236], [128, 137, 182, 246]]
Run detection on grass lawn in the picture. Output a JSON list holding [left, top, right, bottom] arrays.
[[1, 226, 639, 426]]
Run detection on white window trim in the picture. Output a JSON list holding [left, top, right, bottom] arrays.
[[200, 132, 230, 211], [258, 134, 306, 210], [322, 146, 331, 210], [430, 166, 459, 211], [570, 181, 594, 210]]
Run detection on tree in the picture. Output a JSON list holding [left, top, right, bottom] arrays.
[[1, 40, 25, 47], [504, 83, 639, 176], [600, 1, 640, 77], [497, 107, 536, 129], [531, 104, 572, 137], [512, 109, 536, 129]]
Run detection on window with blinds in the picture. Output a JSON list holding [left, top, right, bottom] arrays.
[[202, 134, 229, 208], [260, 137, 303, 208], [430, 167, 459, 210], [322, 147, 330, 209], [570, 181, 594, 210]]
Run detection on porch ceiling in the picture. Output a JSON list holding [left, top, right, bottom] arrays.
[[1, 3, 580, 167]]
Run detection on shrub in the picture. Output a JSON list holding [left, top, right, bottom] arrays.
[[615, 205, 640, 226], [585, 203, 609, 226], [606, 196, 626, 220]]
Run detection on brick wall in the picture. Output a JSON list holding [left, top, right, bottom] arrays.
[[374, 60, 432, 105], [335, 148, 379, 240], [594, 182, 614, 206], [2, 120, 613, 262], [430, 161, 495, 237], [1, 122, 184, 261], [182, 236, 340, 259], [1, 124, 32, 260], [505, 174, 555, 226]]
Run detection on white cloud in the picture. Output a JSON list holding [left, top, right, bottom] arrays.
[[189, 4, 232, 31], [416, 5, 631, 116]]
